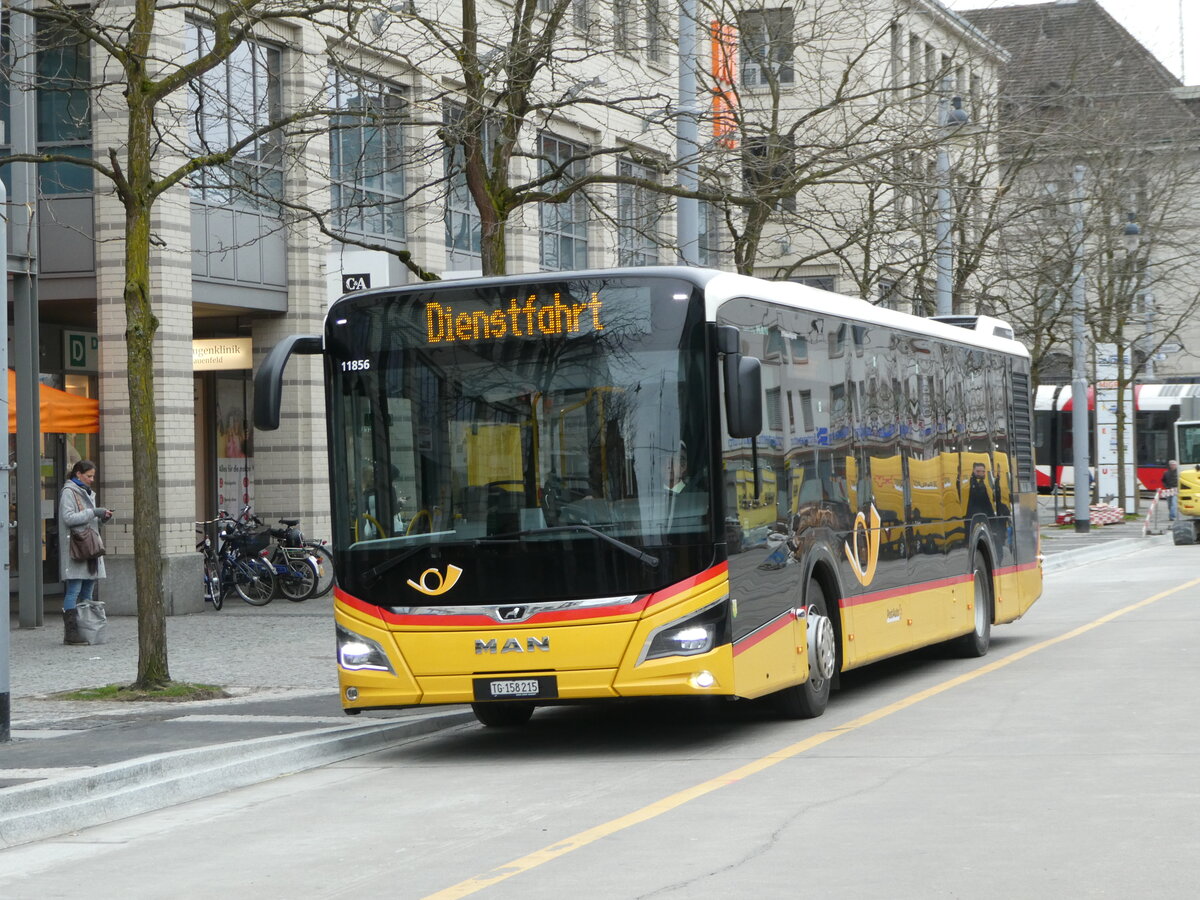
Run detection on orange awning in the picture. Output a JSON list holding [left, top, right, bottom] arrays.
[[7, 369, 100, 434]]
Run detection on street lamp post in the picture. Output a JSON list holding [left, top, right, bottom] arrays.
[[1070, 165, 1090, 532], [935, 93, 969, 317], [1122, 212, 1151, 377]]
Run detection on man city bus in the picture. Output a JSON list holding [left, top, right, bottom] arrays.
[[254, 267, 1042, 727]]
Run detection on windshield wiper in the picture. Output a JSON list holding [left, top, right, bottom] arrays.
[[361, 546, 429, 586], [475, 525, 660, 568]]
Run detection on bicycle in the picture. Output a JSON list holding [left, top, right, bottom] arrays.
[[235, 506, 329, 601], [266, 517, 319, 602], [196, 513, 277, 607]]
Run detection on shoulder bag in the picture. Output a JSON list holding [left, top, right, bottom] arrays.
[[69, 491, 106, 561]]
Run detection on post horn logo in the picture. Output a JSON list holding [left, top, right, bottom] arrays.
[[843, 504, 881, 587], [406, 564, 464, 596]]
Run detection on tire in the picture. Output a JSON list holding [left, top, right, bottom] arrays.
[[308, 544, 335, 598], [234, 558, 276, 606], [774, 579, 835, 719], [1172, 521, 1196, 545], [202, 554, 224, 619], [952, 548, 993, 658], [204, 553, 223, 611], [275, 551, 318, 601], [471, 701, 535, 727]]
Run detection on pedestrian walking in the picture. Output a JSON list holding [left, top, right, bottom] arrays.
[[58, 459, 113, 645], [1162, 459, 1180, 522]]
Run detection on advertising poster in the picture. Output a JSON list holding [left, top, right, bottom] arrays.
[[216, 377, 254, 514], [1093, 343, 1137, 512]]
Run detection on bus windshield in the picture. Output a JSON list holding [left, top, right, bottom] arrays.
[[325, 274, 715, 606]]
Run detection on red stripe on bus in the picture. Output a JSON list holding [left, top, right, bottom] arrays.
[[732, 611, 794, 656], [336, 561, 730, 628], [839, 573, 972, 609]]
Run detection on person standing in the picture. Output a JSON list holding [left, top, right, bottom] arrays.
[[1161, 459, 1180, 522], [58, 460, 112, 645]]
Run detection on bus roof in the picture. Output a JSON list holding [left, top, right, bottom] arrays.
[[331, 266, 1030, 359]]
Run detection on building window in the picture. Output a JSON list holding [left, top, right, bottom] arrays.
[[443, 104, 484, 267], [739, 8, 794, 87], [617, 158, 660, 266], [890, 23, 903, 90], [329, 71, 406, 241], [539, 133, 588, 271], [879, 278, 902, 310], [572, 0, 594, 33], [743, 135, 796, 212], [187, 22, 282, 209], [698, 195, 722, 267], [615, 0, 636, 52], [792, 275, 836, 292], [646, 0, 666, 60], [36, 20, 92, 195]]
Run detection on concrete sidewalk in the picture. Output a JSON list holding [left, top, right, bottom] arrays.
[[0, 512, 1161, 850]]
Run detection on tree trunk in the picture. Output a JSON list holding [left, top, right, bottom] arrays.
[[124, 91, 169, 689]]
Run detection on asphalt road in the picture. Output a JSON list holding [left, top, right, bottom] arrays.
[[2, 540, 1198, 899]]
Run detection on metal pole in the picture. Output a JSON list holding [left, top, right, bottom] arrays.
[[676, 0, 700, 265], [935, 97, 952, 316], [1071, 165, 1090, 532], [1, 129, 10, 742]]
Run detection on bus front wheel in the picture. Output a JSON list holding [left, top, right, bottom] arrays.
[[774, 579, 835, 719], [951, 549, 993, 658], [471, 701, 535, 728]]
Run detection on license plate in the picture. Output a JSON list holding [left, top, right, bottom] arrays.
[[473, 675, 558, 701]]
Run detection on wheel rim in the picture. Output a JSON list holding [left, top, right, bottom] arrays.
[[973, 569, 988, 635]]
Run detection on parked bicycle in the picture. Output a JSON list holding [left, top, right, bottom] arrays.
[[195, 512, 277, 608], [265, 516, 319, 602], [234, 506, 331, 601]]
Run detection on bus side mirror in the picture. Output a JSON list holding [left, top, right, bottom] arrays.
[[253, 335, 323, 431], [717, 326, 762, 439]]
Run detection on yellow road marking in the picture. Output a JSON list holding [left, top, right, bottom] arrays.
[[425, 576, 1200, 900]]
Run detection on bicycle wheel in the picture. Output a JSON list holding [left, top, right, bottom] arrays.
[[234, 557, 276, 606], [308, 544, 335, 598], [204, 551, 223, 611], [278, 553, 318, 601]]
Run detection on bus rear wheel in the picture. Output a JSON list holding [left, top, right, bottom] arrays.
[[774, 579, 835, 719], [951, 549, 993, 658], [471, 701, 535, 727]]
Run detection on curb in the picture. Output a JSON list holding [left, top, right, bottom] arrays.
[[0, 707, 475, 850], [1041, 537, 1151, 574]]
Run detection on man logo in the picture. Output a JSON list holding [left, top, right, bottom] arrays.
[[475, 636, 551, 654], [406, 564, 464, 596], [498, 606, 526, 621]]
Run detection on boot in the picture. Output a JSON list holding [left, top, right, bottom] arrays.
[[63, 609, 88, 645]]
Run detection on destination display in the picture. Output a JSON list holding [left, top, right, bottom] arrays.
[[425, 292, 605, 344]]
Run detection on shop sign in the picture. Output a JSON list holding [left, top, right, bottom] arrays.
[[193, 338, 252, 371], [64, 331, 99, 372]]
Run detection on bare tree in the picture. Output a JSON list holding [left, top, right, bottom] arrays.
[[1, 0, 363, 688]]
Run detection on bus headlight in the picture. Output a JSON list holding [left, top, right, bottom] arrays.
[[337, 624, 395, 673], [641, 601, 729, 662]]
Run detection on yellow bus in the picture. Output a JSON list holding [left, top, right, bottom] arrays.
[[255, 268, 1042, 726]]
